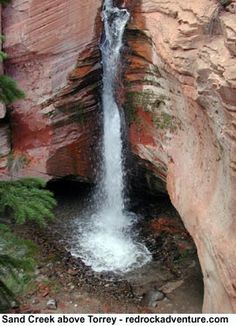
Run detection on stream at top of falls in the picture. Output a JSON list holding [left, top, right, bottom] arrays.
[[68, 0, 151, 273]]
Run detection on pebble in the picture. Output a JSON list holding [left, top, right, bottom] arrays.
[[143, 289, 165, 307], [35, 269, 41, 276], [46, 263, 53, 268], [47, 299, 57, 310], [32, 298, 40, 305], [160, 280, 184, 294], [228, 3, 236, 13], [68, 268, 78, 276], [36, 275, 47, 282], [10, 301, 19, 308]]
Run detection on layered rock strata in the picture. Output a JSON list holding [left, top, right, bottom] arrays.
[[0, 0, 236, 313], [123, 0, 236, 313], [0, 0, 102, 180]]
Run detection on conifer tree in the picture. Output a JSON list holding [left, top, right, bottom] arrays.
[[0, 6, 57, 310], [0, 178, 57, 311], [0, 75, 25, 104]]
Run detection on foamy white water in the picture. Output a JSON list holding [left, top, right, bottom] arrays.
[[72, 0, 151, 273]]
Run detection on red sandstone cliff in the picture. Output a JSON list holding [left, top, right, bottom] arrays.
[[124, 0, 236, 313], [0, 0, 236, 313], [0, 0, 102, 180]]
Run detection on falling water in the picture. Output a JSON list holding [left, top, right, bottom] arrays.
[[71, 0, 151, 273]]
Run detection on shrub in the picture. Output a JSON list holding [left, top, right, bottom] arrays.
[[0, 224, 35, 312], [0, 178, 57, 226], [0, 178, 57, 311]]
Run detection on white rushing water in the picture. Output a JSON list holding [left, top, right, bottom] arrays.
[[72, 0, 151, 273]]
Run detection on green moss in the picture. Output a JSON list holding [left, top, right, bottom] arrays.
[[124, 90, 166, 125], [152, 112, 175, 130], [143, 75, 161, 88], [133, 90, 155, 108], [124, 93, 137, 125], [124, 92, 135, 124]]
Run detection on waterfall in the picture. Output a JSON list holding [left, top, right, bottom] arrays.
[[100, 0, 128, 222], [72, 0, 151, 273]]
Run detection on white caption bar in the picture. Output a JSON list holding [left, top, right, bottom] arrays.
[[0, 314, 234, 326]]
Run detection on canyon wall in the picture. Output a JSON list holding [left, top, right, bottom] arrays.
[[124, 0, 236, 313], [0, 0, 102, 180], [0, 0, 236, 313]]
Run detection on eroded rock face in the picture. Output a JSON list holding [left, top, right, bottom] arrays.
[[1, 0, 236, 313], [0, 0, 102, 180], [123, 0, 236, 313]]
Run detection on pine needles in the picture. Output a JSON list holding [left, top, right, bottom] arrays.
[[0, 179, 57, 311], [0, 0, 57, 312], [0, 178, 57, 226], [0, 224, 36, 312], [0, 75, 25, 105]]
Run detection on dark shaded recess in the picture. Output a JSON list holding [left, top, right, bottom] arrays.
[[124, 154, 168, 213], [115, 0, 142, 11], [58, 72, 102, 102], [47, 177, 92, 199], [0, 109, 10, 124], [46, 160, 168, 218], [220, 0, 232, 7]]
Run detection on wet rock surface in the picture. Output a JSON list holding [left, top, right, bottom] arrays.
[[13, 190, 203, 313], [0, 0, 235, 313]]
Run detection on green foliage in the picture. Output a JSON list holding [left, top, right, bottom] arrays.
[[0, 4, 43, 310], [0, 224, 36, 312], [124, 92, 137, 125], [0, 178, 57, 311], [0, 178, 57, 226], [126, 90, 157, 111], [152, 112, 174, 130], [124, 90, 166, 125], [0, 0, 12, 5], [0, 75, 25, 105], [0, 51, 7, 62], [0, 33, 25, 104]]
